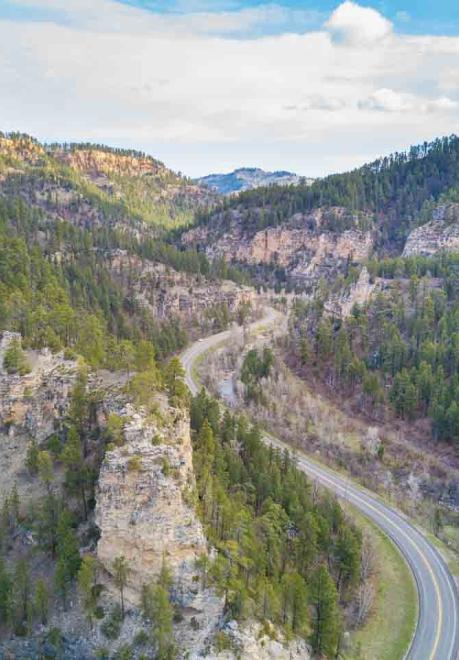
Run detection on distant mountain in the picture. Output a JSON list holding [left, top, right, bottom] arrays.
[[196, 167, 312, 195]]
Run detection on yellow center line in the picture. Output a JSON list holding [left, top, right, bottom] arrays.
[[184, 320, 451, 660], [295, 455, 443, 660], [265, 434, 444, 660]]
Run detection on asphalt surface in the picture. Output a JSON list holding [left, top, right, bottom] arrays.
[[180, 310, 459, 660]]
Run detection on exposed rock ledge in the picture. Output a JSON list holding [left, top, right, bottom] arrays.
[[95, 401, 208, 606], [206, 621, 311, 660], [403, 203, 459, 256]]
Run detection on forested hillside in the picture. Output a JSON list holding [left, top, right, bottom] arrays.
[[0, 134, 251, 365], [289, 251, 459, 447], [194, 135, 459, 250], [190, 389, 363, 657], [1, 132, 216, 231], [0, 131, 362, 656]]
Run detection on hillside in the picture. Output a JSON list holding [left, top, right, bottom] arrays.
[[0, 131, 366, 659], [0, 132, 217, 233], [184, 135, 459, 291], [196, 167, 311, 195], [0, 133, 257, 369]]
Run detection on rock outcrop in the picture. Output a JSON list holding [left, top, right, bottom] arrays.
[[207, 621, 311, 660], [107, 250, 257, 323], [54, 148, 166, 179], [183, 208, 373, 289], [403, 203, 459, 256], [324, 267, 376, 318], [0, 332, 77, 498], [95, 401, 208, 605]]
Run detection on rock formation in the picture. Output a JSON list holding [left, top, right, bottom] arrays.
[[403, 203, 459, 256], [183, 208, 373, 288], [324, 267, 376, 319], [206, 621, 311, 659], [95, 400, 208, 606], [107, 250, 257, 323], [0, 332, 77, 498]]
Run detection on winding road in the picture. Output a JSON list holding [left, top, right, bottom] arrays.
[[180, 309, 459, 660]]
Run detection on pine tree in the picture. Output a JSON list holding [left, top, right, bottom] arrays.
[[0, 555, 11, 626], [26, 440, 40, 476], [37, 450, 54, 491], [68, 366, 89, 436], [150, 583, 175, 660], [34, 578, 49, 625], [164, 357, 189, 407], [55, 509, 81, 606], [62, 426, 91, 519], [310, 564, 341, 658], [78, 555, 98, 623], [113, 556, 130, 618], [12, 559, 31, 633], [36, 492, 61, 557]]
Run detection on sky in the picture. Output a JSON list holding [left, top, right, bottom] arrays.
[[0, 1, 458, 177]]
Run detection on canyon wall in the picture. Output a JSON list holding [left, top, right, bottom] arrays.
[[403, 203, 459, 256], [95, 400, 208, 605]]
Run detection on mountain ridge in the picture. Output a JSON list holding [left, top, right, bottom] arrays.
[[196, 166, 312, 195]]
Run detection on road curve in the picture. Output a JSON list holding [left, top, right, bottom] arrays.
[[180, 310, 459, 660]]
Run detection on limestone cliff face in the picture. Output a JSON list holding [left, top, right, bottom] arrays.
[[0, 136, 45, 165], [54, 148, 166, 179], [0, 332, 77, 499], [207, 621, 311, 660], [183, 208, 373, 286], [403, 203, 459, 256], [107, 250, 257, 322], [95, 402, 208, 605], [324, 267, 377, 319], [52, 148, 214, 207]]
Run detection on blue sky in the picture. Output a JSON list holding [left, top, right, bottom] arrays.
[[120, 0, 459, 35], [0, 1, 458, 176], [2, 1, 458, 36]]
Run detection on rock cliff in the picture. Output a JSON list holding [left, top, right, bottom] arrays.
[[95, 400, 208, 606], [0, 332, 77, 499], [107, 250, 257, 323], [183, 208, 373, 289], [207, 621, 310, 659], [403, 203, 459, 256], [324, 267, 376, 319]]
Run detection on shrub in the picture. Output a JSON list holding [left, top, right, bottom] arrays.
[[63, 347, 77, 361], [106, 413, 125, 447], [3, 337, 30, 375], [133, 629, 149, 647], [127, 455, 142, 472], [162, 457, 171, 477], [214, 631, 233, 652], [94, 605, 105, 620], [100, 604, 123, 639]]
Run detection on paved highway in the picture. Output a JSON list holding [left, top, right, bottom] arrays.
[[180, 309, 459, 659]]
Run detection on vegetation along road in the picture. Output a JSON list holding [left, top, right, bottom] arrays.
[[180, 309, 459, 660]]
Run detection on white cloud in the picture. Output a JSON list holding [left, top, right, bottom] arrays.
[[0, 0, 458, 177], [325, 1, 393, 46], [5, 0, 322, 37], [359, 88, 458, 114]]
